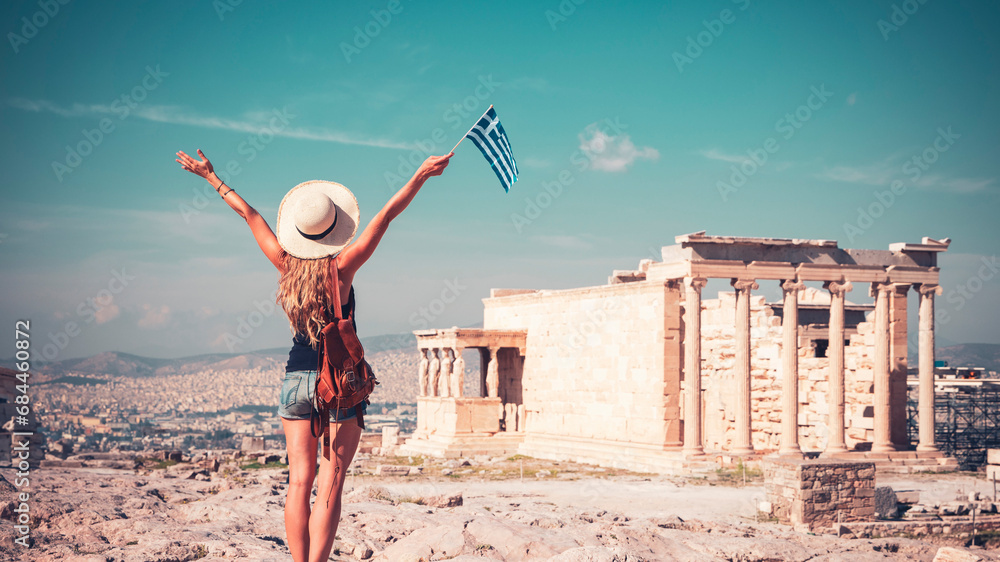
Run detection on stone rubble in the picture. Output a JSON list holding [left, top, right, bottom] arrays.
[[2, 456, 999, 562]]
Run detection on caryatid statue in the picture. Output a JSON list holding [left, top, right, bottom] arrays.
[[418, 348, 429, 396], [485, 347, 499, 398], [451, 349, 465, 398], [439, 348, 453, 397], [428, 348, 441, 397]]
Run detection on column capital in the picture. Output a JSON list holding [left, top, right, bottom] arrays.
[[731, 278, 759, 292], [918, 283, 943, 297], [869, 280, 894, 298], [780, 279, 805, 293], [684, 277, 708, 292], [823, 279, 854, 296]]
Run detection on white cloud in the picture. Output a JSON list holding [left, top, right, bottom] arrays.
[[531, 235, 594, 250], [700, 148, 794, 172], [578, 124, 659, 172], [94, 301, 120, 325], [7, 98, 412, 150], [138, 304, 172, 328], [934, 177, 995, 193], [817, 155, 994, 194], [818, 162, 897, 185], [699, 148, 750, 164]]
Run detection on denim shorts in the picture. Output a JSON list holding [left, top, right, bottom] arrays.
[[277, 370, 368, 422]]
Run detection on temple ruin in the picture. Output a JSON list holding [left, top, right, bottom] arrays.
[[400, 232, 958, 473]]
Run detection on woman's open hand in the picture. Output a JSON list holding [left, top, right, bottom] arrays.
[[417, 153, 453, 179], [176, 149, 215, 180]]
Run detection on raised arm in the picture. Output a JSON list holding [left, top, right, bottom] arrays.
[[176, 149, 285, 272], [337, 153, 452, 280]]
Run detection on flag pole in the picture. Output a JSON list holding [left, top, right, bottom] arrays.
[[449, 105, 493, 154]]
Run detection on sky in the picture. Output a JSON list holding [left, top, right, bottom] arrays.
[[1, 0, 998, 364]]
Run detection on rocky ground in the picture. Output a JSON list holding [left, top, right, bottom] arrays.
[[0, 453, 997, 562]]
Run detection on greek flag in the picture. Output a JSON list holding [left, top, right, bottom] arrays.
[[465, 106, 518, 192]]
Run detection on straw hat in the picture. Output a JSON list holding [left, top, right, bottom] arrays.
[[276, 180, 360, 259]]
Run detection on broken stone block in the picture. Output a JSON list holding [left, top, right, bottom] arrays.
[[874, 486, 898, 518]]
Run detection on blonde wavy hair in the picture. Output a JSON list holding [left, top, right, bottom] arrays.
[[276, 251, 338, 349]]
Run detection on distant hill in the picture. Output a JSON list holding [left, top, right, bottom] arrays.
[[12, 350, 287, 381], [935, 343, 1000, 373], [0, 332, 418, 381]]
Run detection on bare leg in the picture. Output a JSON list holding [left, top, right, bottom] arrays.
[[308, 417, 362, 562], [281, 417, 318, 562]]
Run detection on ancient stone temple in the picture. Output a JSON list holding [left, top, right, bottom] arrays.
[[399, 232, 957, 473]]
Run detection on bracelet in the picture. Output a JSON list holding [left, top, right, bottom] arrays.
[[214, 180, 225, 192], [221, 187, 234, 198]]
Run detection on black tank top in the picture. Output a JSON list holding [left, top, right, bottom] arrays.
[[284, 286, 356, 373]]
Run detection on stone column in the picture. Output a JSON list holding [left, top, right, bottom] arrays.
[[917, 284, 941, 452], [871, 283, 894, 453], [731, 278, 758, 455], [823, 279, 853, 454], [439, 348, 453, 397], [428, 348, 441, 398], [779, 279, 805, 456], [485, 347, 499, 398], [683, 277, 707, 457], [451, 346, 465, 398], [418, 348, 429, 396]]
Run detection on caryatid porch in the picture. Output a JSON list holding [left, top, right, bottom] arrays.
[[645, 232, 951, 462], [401, 328, 527, 458]]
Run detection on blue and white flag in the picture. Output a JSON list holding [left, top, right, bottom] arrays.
[[464, 105, 518, 192]]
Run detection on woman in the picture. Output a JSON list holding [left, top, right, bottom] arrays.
[[175, 148, 451, 562]]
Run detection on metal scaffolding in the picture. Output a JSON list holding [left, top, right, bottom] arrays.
[[907, 385, 1000, 470]]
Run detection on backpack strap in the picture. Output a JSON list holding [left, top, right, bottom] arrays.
[[321, 407, 331, 461], [355, 403, 366, 431], [328, 256, 343, 321]]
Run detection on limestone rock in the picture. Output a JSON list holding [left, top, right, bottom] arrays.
[[375, 525, 465, 561], [345, 485, 395, 504], [423, 492, 463, 508], [548, 546, 645, 561], [375, 464, 411, 476], [933, 547, 985, 562]]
